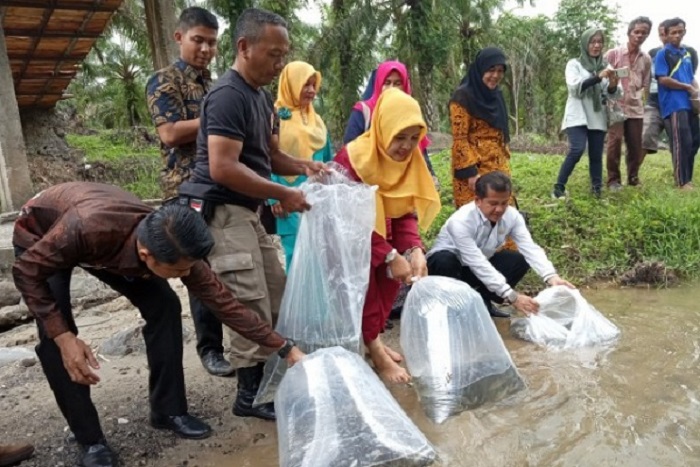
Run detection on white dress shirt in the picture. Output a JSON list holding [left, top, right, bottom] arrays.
[[427, 202, 557, 300]]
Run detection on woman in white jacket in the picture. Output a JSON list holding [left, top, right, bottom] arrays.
[[553, 28, 622, 198]]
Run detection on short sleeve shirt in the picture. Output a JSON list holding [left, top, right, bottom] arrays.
[[146, 59, 211, 197], [191, 69, 278, 209], [655, 44, 694, 118]]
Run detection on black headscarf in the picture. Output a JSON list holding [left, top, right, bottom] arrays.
[[451, 47, 510, 143]]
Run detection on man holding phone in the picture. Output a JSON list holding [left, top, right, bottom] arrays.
[[605, 16, 653, 190]]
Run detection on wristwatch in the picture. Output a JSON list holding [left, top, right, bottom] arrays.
[[278, 338, 296, 359], [502, 289, 519, 305], [385, 248, 398, 264]]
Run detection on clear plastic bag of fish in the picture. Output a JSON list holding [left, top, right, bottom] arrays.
[[276, 347, 437, 467], [510, 286, 620, 348], [254, 166, 376, 406], [401, 276, 525, 424]]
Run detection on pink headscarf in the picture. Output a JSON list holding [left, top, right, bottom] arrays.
[[353, 60, 430, 152]]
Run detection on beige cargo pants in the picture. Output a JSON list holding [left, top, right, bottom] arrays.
[[207, 204, 286, 369]]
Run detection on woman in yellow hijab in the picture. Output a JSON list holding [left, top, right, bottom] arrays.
[[271, 61, 333, 269], [333, 87, 441, 384]]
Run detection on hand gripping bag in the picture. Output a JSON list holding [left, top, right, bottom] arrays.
[[276, 347, 437, 467], [254, 167, 376, 405], [401, 277, 525, 423], [510, 286, 620, 348]]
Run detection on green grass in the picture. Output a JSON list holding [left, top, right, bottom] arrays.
[[426, 149, 700, 286], [64, 131, 700, 286], [66, 131, 160, 162], [66, 131, 161, 199]]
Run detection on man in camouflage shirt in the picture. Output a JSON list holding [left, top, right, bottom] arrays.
[[147, 7, 234, 377], [147, 6, 217, 199]]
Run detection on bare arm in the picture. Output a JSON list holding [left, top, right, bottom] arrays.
[[156, 119, 201, 147], [269, 134, 310, 176], [658, 76, 694, 92], [209, 134, 291, 200]]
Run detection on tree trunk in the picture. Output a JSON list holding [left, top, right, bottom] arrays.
[[143, 0, 178, 71], [459, 20, 478, 73], [406, 0, 439, 130], [421, 82, 439, 131], [504, 76, 519, 137], [331, 0, 357, 138]]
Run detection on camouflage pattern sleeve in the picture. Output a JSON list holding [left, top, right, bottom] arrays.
[[146, 68, 185, 127]]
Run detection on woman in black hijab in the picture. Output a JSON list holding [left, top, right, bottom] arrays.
[[449, 47, 511, 207]]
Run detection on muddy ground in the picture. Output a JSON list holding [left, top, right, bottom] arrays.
[[0, 277, 408, 467]]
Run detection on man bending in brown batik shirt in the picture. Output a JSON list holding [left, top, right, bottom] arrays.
[[12, 182, 303, 467]]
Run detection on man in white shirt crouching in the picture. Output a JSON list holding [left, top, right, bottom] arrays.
[[427, 171, 574, 318]]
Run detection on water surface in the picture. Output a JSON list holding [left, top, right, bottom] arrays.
[[203, 285, 700, 466]]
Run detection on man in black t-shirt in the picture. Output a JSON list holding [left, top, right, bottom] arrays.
[[181, 8, 323, 421]]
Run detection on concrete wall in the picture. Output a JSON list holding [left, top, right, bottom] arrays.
[[0, 26, 34, 212]]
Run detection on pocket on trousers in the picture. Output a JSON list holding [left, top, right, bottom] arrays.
[[209, 253, 266, 302]]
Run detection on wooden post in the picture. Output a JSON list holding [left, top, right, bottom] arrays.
[[0, 26, 34, 212], [144, 0, 179, 71]]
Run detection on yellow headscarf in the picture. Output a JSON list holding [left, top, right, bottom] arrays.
[[346, 88, 441, 238], [275, 61, 328, 183]]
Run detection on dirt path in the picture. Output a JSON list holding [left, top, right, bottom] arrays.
[[0, 282, 278, 467], [0, 280, 406, 467]]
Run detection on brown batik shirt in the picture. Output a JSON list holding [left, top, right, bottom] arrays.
[[146, 59, 212, 199], [12, 182, 285, 348]]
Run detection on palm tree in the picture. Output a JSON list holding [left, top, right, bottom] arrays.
[[66, 35, 150, 129]]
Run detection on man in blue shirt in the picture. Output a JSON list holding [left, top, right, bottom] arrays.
[[643, 20, 698, 158], [655, 17, 699, 189]]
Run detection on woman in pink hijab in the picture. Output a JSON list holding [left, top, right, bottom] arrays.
[[343, 60, 434, 175]]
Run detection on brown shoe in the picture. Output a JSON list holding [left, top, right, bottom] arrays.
[[0, 443, 34, 466]]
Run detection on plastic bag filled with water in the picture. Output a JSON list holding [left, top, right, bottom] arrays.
[[254, 167, 376, 406], [510, 286, 620, 348], [276, 347, 437, 467], [401, 276, 525, 424]]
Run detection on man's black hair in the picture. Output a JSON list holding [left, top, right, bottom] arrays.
[[664, 17, 686, 34], [475, 171, 512, 198], [137, 204, 214, 264], [233, 8, 287, 45], [179, 6, 219, 32], [628, 16, 652, 35]]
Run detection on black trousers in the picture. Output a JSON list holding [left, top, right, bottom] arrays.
[[664, 110, 700, 186], [427, 250, 530, 306], [189, 293, 223, 357], [35, 267, 188, 446]]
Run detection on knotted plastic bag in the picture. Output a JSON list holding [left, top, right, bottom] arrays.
[[254, 167, 376, 406], [276, 347, 437, 467], [401, 276, 525, 424], [510, 286, 620, 348]]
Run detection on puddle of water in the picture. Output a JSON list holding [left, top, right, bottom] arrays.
[[199, 285, 700, 466]]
